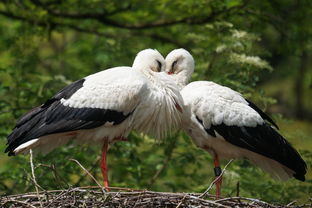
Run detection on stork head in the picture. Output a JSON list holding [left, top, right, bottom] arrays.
[[132, 49, 165, 73], [165, 48, 194, 85]]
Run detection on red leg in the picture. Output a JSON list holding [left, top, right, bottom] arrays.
[[114, 136, 128, 142], [213, 152, 222, 199], [101, 141, 109, 191]]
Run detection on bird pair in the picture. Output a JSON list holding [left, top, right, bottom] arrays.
[[5, 48, 306, 199]]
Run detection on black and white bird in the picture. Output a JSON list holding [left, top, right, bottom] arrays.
[[165, 48, 307, 198], [5, 49, 184, 189]]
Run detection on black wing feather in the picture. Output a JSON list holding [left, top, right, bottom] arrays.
[[207, 123, 307, 181], [14, 79, 85, 128], [245, 99, 279, 129], [196, 116, 216, 137], [5, 78, 133, 156]]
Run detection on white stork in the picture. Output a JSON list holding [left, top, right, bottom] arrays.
[[5, 49, 184, 189], [165, 48, 307, 198]]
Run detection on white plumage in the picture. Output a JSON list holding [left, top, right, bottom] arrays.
[[7, 49, 183, 155], [182, 81, 263, 128], [6, 49, 184, 188], [181, 81, 293, 179], [165, 48, 306, 197]]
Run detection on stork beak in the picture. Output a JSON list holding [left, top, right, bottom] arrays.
[[167, 72, 173, 75]]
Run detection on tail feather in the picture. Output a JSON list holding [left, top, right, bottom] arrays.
[[212, 123, 307, 181]]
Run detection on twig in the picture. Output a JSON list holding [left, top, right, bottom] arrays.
[[2, 199, 37, 208], [73, 156, 101, 187], [1, 188, 299, 207], [199, 159, 233, 198], [29, 149, 43, 208], [215, 196, 271, 205], [45, 188, 72, 207], [287, 201, 297, 207], [188, 195, 231, 208], [69, 159, 106, 194], [175, 194, 187, 208], [236, 181, 240, 197]]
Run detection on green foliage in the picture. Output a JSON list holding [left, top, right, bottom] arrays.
[[0, 0, 311, 204]]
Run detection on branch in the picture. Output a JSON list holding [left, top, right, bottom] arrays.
[[1, 187, 306, 207], [100, 0, 250, 29], [0, 0, 250, 30], [20, 0, 208, 29], [29, 149, 43, 208], [29, 0, 131, 19], [0, 0, 250, 51], [0, 10, 115, 37], [73, 156, 101, 187], [0, 10, 53, 27], [0, 9, 188, 49], [69, 159, 106, 194], [199, 159, 234, 198]]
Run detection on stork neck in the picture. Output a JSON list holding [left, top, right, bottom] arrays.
[[139, 67, 157, 80], [173, 71, 191, 90]]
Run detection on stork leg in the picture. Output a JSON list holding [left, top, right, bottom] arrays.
[[213, 152, 222, 199], [101, 141, 109, 191]]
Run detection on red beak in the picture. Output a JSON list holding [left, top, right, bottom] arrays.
[[167, 72, 173, 75]]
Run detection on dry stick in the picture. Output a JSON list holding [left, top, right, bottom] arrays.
[[69, 159, 106, 194], [215, 196, 272, 206], [199, 159, 234, 199], [74, 155, 101, 187], [175, 194, 187, 208], [286, 201, 297, 207], [3, 199, 37, 208], [78, 185, 140, 192], [236, 181, 240, 197], [45, 187, 78, 207], [4, 190, 294, 208], [29, 149, 43, 208], [187, 195, 231, 208]]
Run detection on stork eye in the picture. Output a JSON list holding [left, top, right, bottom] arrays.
[[172, 60, 178, 69], [156, 60, 162, 72]]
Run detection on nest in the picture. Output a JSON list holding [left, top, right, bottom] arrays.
[[2, 157, 309, 207], [1, 187, 310, 208]]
